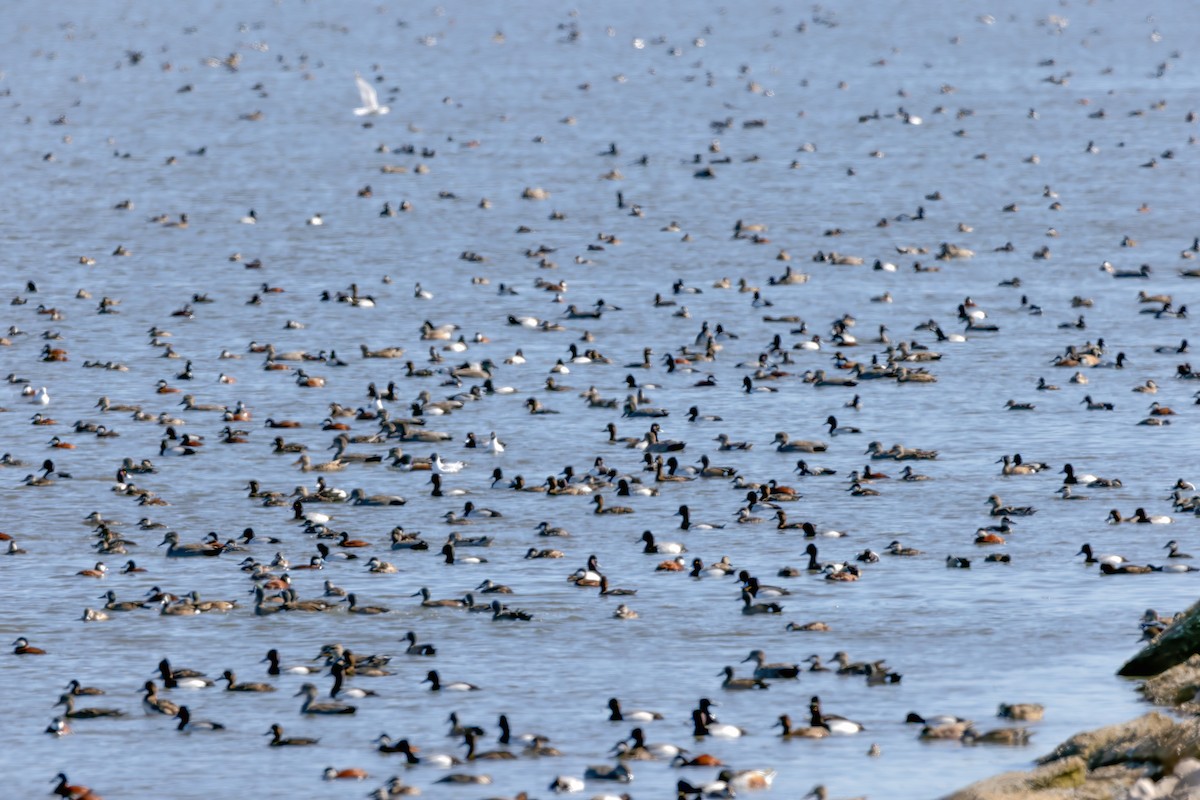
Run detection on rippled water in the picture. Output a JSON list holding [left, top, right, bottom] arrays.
[[3, 1, 1200, 798]]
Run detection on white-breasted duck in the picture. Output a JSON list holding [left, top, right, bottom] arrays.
[[691, 708, 745, 738], [810, 695, 864, 735], [423, 670, 479, 692]]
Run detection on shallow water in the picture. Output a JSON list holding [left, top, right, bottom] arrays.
[[2, 1, 1200, 798]]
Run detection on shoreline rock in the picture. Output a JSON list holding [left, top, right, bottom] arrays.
[[1120, 600, 1200, 678], [946, 603, 1200, 799]]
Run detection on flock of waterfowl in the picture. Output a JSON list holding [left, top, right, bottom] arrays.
[[6, 1, 1200, 799]]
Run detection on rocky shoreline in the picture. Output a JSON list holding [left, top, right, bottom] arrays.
[[946, 602, 1200, 800]]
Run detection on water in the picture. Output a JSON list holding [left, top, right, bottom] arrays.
[[2, 0, 1200, 797]]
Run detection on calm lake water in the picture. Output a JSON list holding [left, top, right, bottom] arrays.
[[3, 1, 1200, 798]]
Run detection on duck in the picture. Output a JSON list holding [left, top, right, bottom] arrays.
[[742, 649, 801, 679], [676, 504, 725, 530], [490, 600, 533, 621], [158, 659, 213, 689], [621, 728, 685, 760], [402, 631, 437, 656], [262, 649, 321, 676], [63, 679, 104, 697], [331, 664, 378, 699], [803, 521, 845, 538], [1133, 508, 1173, 524], [56, 694, 125, 719], [690, 558, 729, 578], [997, 703, 1044, 721], [1100, 562, 1157, 575], [598, 575, 637, 596], [1060, 463, 1119, 487], [810, 695, 864, 734], [441, 542, 487, 565], [886, 540, 921, 557], [1165, 540, 1193, 559], [141, 681, 179, 715], [413, 587, 466, 609], [825, 415, 861, 435], [222, 670, 275, 693], [720, 665, 769, 690], [608, 698, 663, 722], [796, 460, 837, 477], [424, 670, 480, 692], [296, 682, 356, 714], [776, 713, 829, 738], [741, 589, 783, 615], [986, 495, 1036, 516], [52, 774, 100, 800], [593, 495, 634, 515], [719, 769, 777, 793], [265, 724, 318, 746], [772, 432, 828, 453], [691, 709, 745, 738], [787, 621, 832, 632], [961, 727, 1032, 745], [174, 706, 225, 732], [159, 531, 222, 558]]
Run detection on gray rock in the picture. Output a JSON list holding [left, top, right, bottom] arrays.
[[1120, 599, 1200, 677]]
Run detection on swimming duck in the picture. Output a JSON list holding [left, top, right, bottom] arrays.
[[772, 432, 828, 452], [265, 724, 318, 746], [1100, 562, 1156, 575], [1133, 508, 1173, 524], [961, 727, 1032, 745], [997, 703, 1044, 721], [330, 664, 377, 699], [721, 665, 769, 690], [491, 600, 533, 620], [157, 660, 213, 689], [741, 589, 783, 615], [347, 594, 391, 614], [986, 495, 1036, 516], [742, 649, 800, 679], [810, 695, 864, 734], [413, 587, 465, 609], [825, 415, 861, 435], [886, 540, 921, 557], [423, 670, 480, 692], [1164, 540, 1193, 559], [64, 679, 104, 697], [170, 705, 223, 733], [52, 773, 99, 799], [593, 495, 634, 515], [691, 709, 745, 738], [787, 621, 832, 632], [613, 604, 638, 620], [262, 649, 320, 676], [159, 531, 222, 558], [402, 631, 437, 656], [56, 694, 125, 719], [598, 575, 637, 596], [141, 681, 179, 715], [441, 542, 487, 565], [608, 698, 663, 722], [296, 683, 356, 714], [776, 713, 829, 738]]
